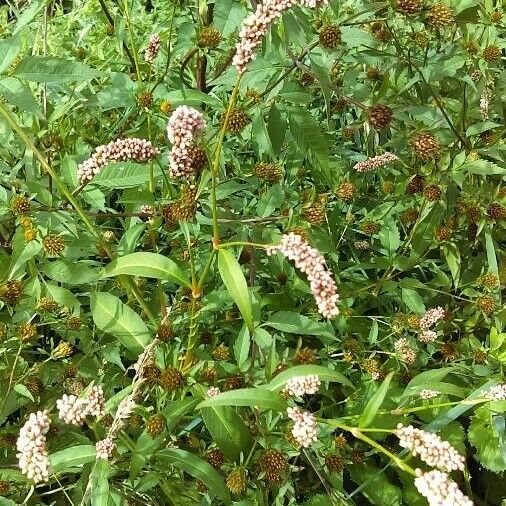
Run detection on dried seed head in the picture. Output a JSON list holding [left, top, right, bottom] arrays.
[[43, 234, 66, 256], [160, 367, 184, 391], [19, 323, 38, 342], [294, 347, 317, 364], [395, 0, 423, 14], [426, 2, 454, 28], [226, 468, 247, 494], [0, 280, 24, 304], [487, 203, 505, 220], [319, 25, 341, 50], [482, 45, 501, 62], [254, 162, 284, 183], [336, 182, 356, 201], [205, 448, 225, 468], [137, 91, 154, 109], [477, 295, 495, 314], [424, 184, 442, 202], [198, 27, 221, 49], [156, 322, 173, 342], [361, 220, 380, 235], [304, 198, 327, 225], [52, 341, 73, 359], [407, 174, 425, 194], [146, 414, 166, 437], [224, 108, 250, 134], [411, 133, 441, 160], [325, 454, 344, 473], [212, 343, 230, 361], [38, 297, 59, 312], [368, 104, 393, 130], [9, 196, 31, 216]]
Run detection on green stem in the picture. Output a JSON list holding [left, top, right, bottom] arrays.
[[210, 76, 242, 248], [196, 248, 216, 292], [123, 0, 141, 82], [218, 241, 267, 249]]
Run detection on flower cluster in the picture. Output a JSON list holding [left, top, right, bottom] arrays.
[[283, 375, 321, 397], [484, 384, 506, 401], [266, 233, 339, 318], [96, 437, 116, 460], [56, 385, 105, 425], [207, 386, 221, 398], [144, 34, 162, 63], [395, 424, 465, 472], [233, 0, 327, 74], [287, 407, 318, 448], [420, 307, 445, 329], [167, 106, 206, 178], [77, 138, 159, 183], [479, 81, 493, 121], [420, 389, 440, 400], [17, 410, 51, 483], [353, 152, 398, 172], [414, 469, 474, 506], [419, 330, 438, 343]]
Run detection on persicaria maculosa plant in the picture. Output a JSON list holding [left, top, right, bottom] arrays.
[[0, 0, 504, 504]]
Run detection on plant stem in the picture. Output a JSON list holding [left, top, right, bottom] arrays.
[[218, 241, 267, 249]]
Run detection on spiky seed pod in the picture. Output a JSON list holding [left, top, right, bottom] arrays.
[[245, 89, 261, 104], [156, 322, 173, 342], [24, 228, 37, 241], [43, 235, 66, 256], [25, 377, 44, 395], [137, 91, 153, 109], [407, 174, 425, 194], [67, 316, 82, 330], [38, 297, 59, 312], [426, 2, 454, 28], [440, 342, 458, 361], [187, 145, 208, 174], [0, 479, 9, 495], [436, 226, 452, 242], [160, 100, 172, 114], [212, 343, 230, 361], [414, 32, 428, 48], [294, 347, 317, 364], [198, 27, 221, 49], [19, 323, 37, 342], [490, 11, 502, 23], [325, 454, 344, 473], [223, 376, 245, 391], [224, 108, 250, 134], [366, 67, 381, 81], [143, 365, 161, 385], [226, 468, 247, 494], [464, 40, 478, 54], [361, 220, 380, 235], [407, 314, 421, 329], [52, 341, 73, 359], [480, 130, 497, 146], [368, 104, 393, 130], [487, 203, 505, 220], [254, 162, 283, 183], [361, 358, 380, 379], [160, 367, 184, 391], [0, 324, 7, 341], [335, 433, 347, 449], [481, 273, 498, 288], [342, 127, 355, 140], [319, 25, 341, 50], [205, 448, 225, 468], [129, 413, 142, 429], [477, 296, 495, 314], [482, 45, 501, 62], [474, 350, 487, 363], [401, 207, 418, 224], [373, 26, 390, 43], [424, 184, 442, 202], [63, 363, 78, 379], [465, 204, 481, 222], [200, 367, 217, 383], [350, 449, 365, 464], [410, 133, 441, 160], [260, 449, 288, 481], [396, 0, 423, 14], [305, 198, 327, 225], [382, 181, 395, 193], [9, 196, 30, 216], [299, 72, 315, 86], [336, 182, 356, 201], [146, 414, 165, 437]]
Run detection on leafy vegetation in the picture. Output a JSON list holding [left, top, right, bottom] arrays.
[[0, 0, 504, 504]]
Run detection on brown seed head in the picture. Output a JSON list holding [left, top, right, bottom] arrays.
[[146, 414, 166, 437], [395, 0, 423, 14], [426, 2, 454, 28], [482, 45, 502, 62], [160, 367, 184, 391], [410, 133, 441, 160], [325, 454, 344, 473], [9, 196, 30, 216], [198, 27, 221, 49], [224, 108, 250, 134], [368, 104, 393, 130], [254, 162, 283, 183], [424, 184, 442, 202], [477, 295, 495, 314], [205, 448, 225, 468], [336, 182, 356, 201], [212, 343, 230, 361], [226, 468, 247, 494], [294, 347, 317, 364], [43, 234, 66, 256], [319, 25, 342, 50]]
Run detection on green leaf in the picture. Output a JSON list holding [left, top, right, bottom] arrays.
[[41, 260, 98, 285], [268, 365, 352, 390], [263, 312, 335, 340], [0, 35, 21, 73], [92, 162, 161, 189], [100, 252, 191, 287], [13, 56, 100, 83], [218, 249, 254, 332], [50, 445, 96, 472], [198, 388, 287, 411], [359, 372, 394, 428], [13, 384, 34, 402], [401, 287, 425, 313], [90, 459, 111, 506], [158, 449, 231, 504], [200, 405, 253, 462], [233, 324, 250, 368], [162, 398, 200, 432], [468, 406, 506, 472], [442, 244, 461, 286], [91, 292, 151, 353], [379, 219, 400, 255], [0, 77, 43, 117]]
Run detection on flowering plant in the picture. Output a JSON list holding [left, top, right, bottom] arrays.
[[0, 0, 504, 504]]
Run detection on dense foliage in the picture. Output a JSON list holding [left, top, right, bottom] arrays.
[[0, 0, 505, 504]]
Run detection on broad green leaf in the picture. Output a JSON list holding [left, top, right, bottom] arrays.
[[90, 459, 111, 506], [158, 449, 231, 504], [0, 36, 21, 73], [264, 312, 335, 340], [42, 260, 98, 285], [233, 324, 250, 368], [0, 77, 43, 118], [201, 405, 253, 462], [91, 292, 151, 353], [198, 388, 287, 411], [401, 287, 425, 313], [92, 162, 161, 189], [50, 445, 96, 472], [268, 365, 352, 390], [162, 398, 200, 432], [218, 249, 253, 331], [117, 223, 146, 256], [359, 372, 394, 428], [9, 240, 42, 278], [379, 219, 400, 255], [13, 56, 100, 83], [100, 252, 191, 287]]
